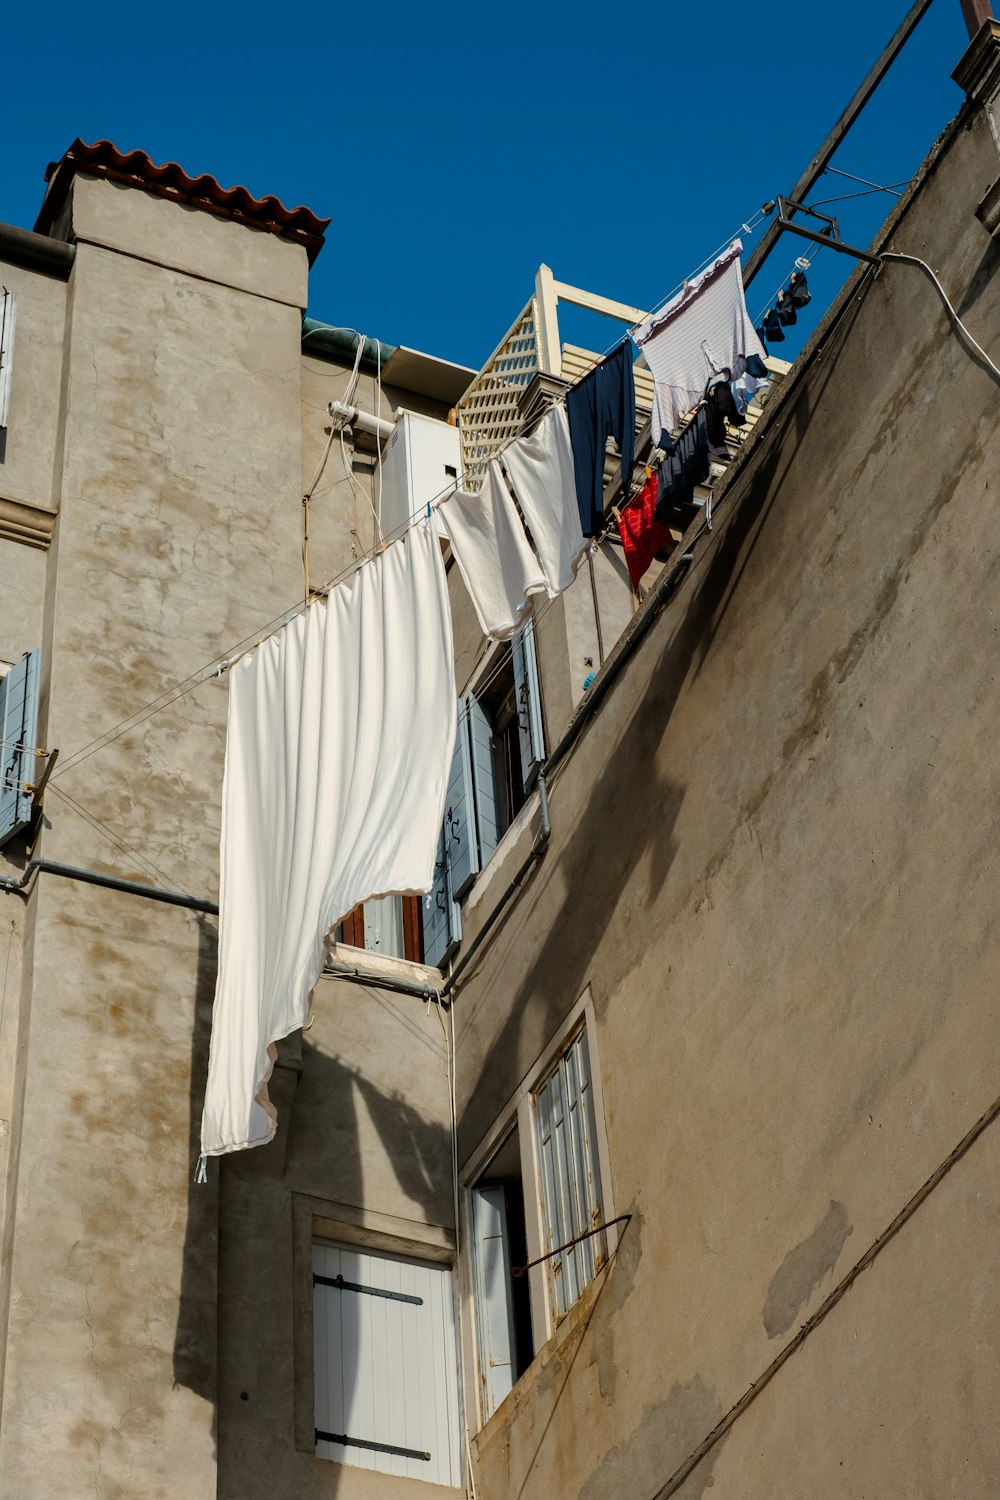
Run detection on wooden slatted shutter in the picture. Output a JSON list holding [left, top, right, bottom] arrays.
[[467, 695, 500, 867], [512, 620, 545, 792], [421, 827, 461, 970], [313, 1241, 462, 1486], [445, 705, 479, 898], [0, 650, 40, 847]]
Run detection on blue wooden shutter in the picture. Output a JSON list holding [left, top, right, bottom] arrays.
[[471, 1185, 516, 1419], [0, 649, 40, 847], [467, 695, 500, 866], [512, 620, 545, 791], [445, 705, 479, 898], [421, 827, 461, 969]]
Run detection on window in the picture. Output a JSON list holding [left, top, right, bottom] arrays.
[[466, 1009, 613, 1424], [421, 620, 545, 968], [469, 1129, 535, 1419], [313, 1241, 462, 1487], [533, 1027, 606, 1320], [0, 287, 15, 431], [337, 895, 424, 964], [0, 648, 40, 847]]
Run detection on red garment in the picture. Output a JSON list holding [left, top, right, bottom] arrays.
[[618, 472, 677, 590]]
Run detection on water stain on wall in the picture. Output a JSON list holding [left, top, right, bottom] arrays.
[[578, 1374, 725, 1500], [763, 1199, 852, 1339]]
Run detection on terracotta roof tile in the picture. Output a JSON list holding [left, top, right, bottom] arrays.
[[35, 139, 330, 263]]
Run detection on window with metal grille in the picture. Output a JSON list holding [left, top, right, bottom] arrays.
[[532, 1026, 606, 1321], [313, 1241, 462, 1487]]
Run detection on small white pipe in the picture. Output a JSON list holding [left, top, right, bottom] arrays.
[[328, 400, 395, 442]]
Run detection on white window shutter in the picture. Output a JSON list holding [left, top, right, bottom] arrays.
[[467, 695, 500, 866], [471, 1185, 516, 1419], [0, 289, 15, 429], [313, 1242, 462, 1486], [0, 649, 40, 847], [512, 620, 545, 791]]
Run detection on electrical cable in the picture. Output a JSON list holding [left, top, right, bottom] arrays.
[[879, 251, 1000, 381], [47, 782, 200, 901], [823, 164, 910, 194]]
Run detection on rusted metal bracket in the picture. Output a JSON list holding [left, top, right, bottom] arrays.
[[25, 746, 58, 807], [511, 1213, 632, 1278], [773, 198, 883, 266]]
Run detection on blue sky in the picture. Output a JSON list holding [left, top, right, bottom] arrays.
[[4, 1, 971, 371]]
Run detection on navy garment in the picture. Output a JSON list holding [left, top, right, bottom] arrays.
[[566, 341, 636, 536], [655, 409, 710, 517], [745, 353, 769, 379]]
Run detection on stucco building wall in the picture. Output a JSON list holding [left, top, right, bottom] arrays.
[[454, 66, 1000, 1500]]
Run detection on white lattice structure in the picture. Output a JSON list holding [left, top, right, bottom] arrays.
[[456, 299, 540, 486], [457, 265, 652, 485]]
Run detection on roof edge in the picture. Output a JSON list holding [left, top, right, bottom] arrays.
[[34, 140, 330, 264]]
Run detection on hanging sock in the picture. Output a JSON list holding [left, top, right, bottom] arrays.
[[618, 470, 679, 590], [745, 353, 769, 379], [565, 341, 636, 536], [788, 271, 811, 309], [777, 291, 797, 326], [761, 309, 785, 343]]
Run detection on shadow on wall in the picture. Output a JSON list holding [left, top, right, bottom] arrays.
[[455, 294, 869, 1158], [173, 924, 454, 1497], [455, 426, 792, 1152], [172, 917, 220, 1450]]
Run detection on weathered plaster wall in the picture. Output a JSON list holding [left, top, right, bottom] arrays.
[[214, 976, 459, 1500], [456, 90, 1000, 1499], [0, 177, 306, 1495], [0, 256, 67, 512], [0, 177, 468, 1498]]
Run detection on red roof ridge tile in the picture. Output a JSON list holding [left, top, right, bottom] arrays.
[[35, 138, 330, 264]]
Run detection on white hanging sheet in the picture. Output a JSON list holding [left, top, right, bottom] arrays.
[[437, 466, 546, 640], [501, 404, 590, 595], [200, 523, 456, 1158], [632, 240, 766, 442]]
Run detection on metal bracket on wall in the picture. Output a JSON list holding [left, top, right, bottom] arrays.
[[313, 1271, 424, 1306], [315, 1430, 431, 1462], [773, 197, 883, 266]]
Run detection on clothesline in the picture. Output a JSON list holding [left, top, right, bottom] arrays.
[[52, 215, 781, 784]]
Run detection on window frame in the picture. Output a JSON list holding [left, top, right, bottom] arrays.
[[459, 988, 617, 1428]]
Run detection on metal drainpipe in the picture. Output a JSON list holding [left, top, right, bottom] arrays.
[[301, 319, 397, 375], [0, 222, 75, 279], [0, 858, 218, 915]]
